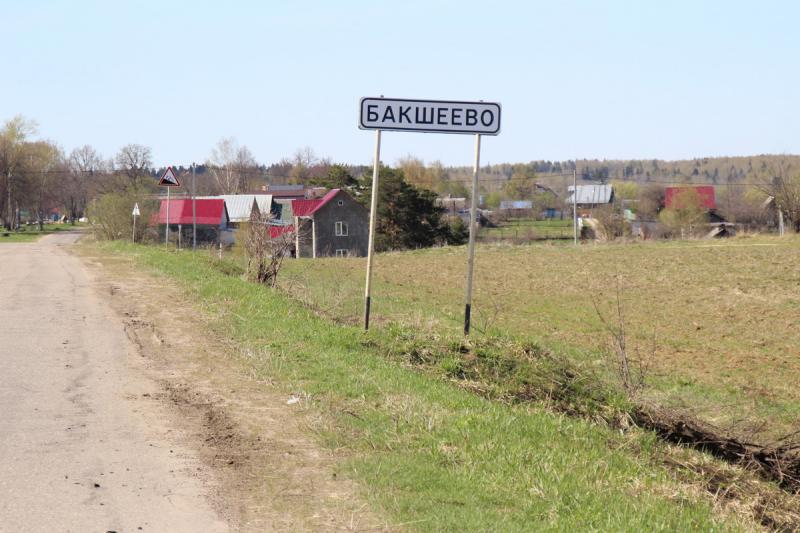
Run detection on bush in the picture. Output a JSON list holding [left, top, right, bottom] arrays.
[[87, 189, 158, 241], [593, 205, 628, 241]]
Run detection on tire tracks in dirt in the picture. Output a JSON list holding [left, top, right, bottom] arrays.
[[80, 249, 392, 532]]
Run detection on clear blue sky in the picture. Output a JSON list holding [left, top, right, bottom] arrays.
[[2, 1, 798, 168]]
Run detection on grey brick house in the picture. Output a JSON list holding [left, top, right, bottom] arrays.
[[292, 189, 369, 257]]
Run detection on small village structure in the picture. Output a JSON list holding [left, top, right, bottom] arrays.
[[197, 194, 276, 227], [664, 185, 732, 237], [566, 184, 614, 216], [664, 185, 717, 212], [292, 189, 368, 258], [156, 198, 230, 245]]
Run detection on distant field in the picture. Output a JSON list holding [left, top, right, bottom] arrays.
[[0, 224, 80, 242], [279, 235, 800, 442]]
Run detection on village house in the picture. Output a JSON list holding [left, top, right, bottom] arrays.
[[157, 198, 230, 245], [664, 185, 716, 211], [664, 185, 731, 237], [197, 194, 276, 227], [566, 184, 614, 216], [291, 189, 368, 258]]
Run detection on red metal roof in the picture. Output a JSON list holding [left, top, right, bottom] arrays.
[[665, 186, 716, 210], [291, 189, 341, 217], [291, 198, 322, 217], [157, 199, 227, 225]]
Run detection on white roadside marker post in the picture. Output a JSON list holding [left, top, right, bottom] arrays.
[[463, 133, 481, 335]]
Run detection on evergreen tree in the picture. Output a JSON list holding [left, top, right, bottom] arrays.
[[310, 163, 357, 189], [358, 167, 466, 251]]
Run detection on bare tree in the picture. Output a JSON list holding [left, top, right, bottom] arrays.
[[241, 211, 297, 287], [70, 145, 104, 174], [25, 140, 64, 230], [289, 146, 318, 183], [0, 115, 38, 229], [114, 144, 152, 190], [766, 175, 800, 232], [207, 137, 257, 194], [64, 145, 104, 222], [750, 159, 800, 232]]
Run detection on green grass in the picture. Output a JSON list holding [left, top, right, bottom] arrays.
[[274, 235, 800, 443], [97, 241, 740, 532], [0, 224, 81, 242]]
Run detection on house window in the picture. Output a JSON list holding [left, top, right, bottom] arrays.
[[337, 199, 344, 206], [335, 221, 348, 236], [335, 249, 348, 257]]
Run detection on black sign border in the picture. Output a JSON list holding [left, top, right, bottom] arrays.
[[359, 97, 502, 136]]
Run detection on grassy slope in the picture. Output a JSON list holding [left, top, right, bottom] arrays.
[[276, 236, 800, 442], [101, 241, 737, 532]]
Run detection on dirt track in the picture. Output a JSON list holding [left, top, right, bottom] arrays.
[[0, 232, 229, 532]]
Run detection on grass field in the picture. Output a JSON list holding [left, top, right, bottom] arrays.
[[480, 218, 573, 240], [0, 224, 80, 242], [275, 235, 800, 443], [95, 240, 759, 531]]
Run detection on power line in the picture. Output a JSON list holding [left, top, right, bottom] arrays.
[[13, 168, 776, 188]]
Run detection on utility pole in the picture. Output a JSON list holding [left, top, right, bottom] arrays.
[[5, 171, 11, 230], [192, 163, 197, 250], [572, 168, 578, 244]]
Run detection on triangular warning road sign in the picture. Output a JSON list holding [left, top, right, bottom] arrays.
[[159, 166, 180, 187], [132, 203, 140, 216]]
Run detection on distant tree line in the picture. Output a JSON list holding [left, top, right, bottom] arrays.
[[4, 113, 798, 241]]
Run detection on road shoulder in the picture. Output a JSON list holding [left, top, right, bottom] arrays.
[[75, 243, 387, 532]]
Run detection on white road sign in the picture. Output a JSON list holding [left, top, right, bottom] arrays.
[[132, 203, 140, 216], [159, 166, 180, 187], [359, 97, 501, 135]]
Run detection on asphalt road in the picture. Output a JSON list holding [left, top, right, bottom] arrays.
[[0, 232, 228, 533]]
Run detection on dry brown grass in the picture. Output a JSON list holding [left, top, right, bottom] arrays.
[[279, 235, 800, 443]]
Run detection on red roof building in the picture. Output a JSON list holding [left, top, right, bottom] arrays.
[[157, 199, 229, 226], [290, 189, 368, 258], [665, 186, 716, 210], [291, 189, 341, 217]]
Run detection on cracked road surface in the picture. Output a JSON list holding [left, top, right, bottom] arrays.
[[0, 232, 229, 533]]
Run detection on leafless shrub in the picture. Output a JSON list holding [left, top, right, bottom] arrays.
[[593, 205, 628, 241], [593, 275, 651, 397], [240, 212, 298, 287], [471, 292, 505, 334]]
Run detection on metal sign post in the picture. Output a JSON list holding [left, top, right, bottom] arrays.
[[363, 129, 382, 330], [159, 166, 181, 247], [358, 97, 501, 335], [192, 163, 197, 250], [463, 134, 481, 335], [165, 187, 170, 246]]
